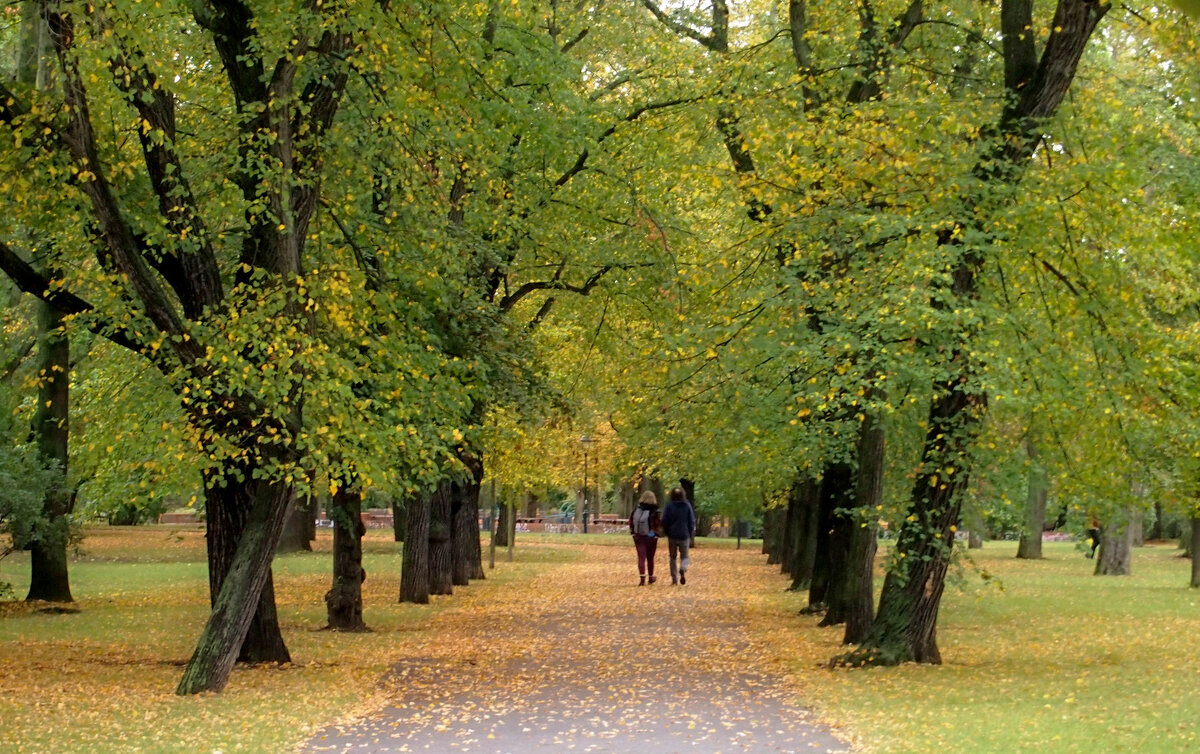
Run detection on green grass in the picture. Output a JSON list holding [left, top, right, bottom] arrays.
[[0, 525, 576, 753], [6, 529, 1196, 753], [768, 540, 1200, 753]]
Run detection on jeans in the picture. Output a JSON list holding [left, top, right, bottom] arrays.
[[634, 534, 658, 577], [668, 537, 690, 582]]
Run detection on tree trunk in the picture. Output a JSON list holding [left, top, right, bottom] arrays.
[[21, 14, 72, 603], [466, 454, 485, 580], [1190, 517, 1200, 588], [680, 477, 712, 536], [638, 474, 666, 504], [203, 471, 291, 665], [451, 478, 474, 587], [779, 485, 797, 575], [758, 505, 768, 555], [305, 495, 317, 543], [843, 412, 884, 645], [790, 476, 821, 592], [1016, 439, 1046, 559], [324, 485, 366, 631], [619, 480, 635, 518], [836, 371, 979, 667], [399, 490, 431, 604], [392, 497, 406, 542], [1148, 501, 1164, 542], [276, 494, 313, 553], [177, 476, 294, 694], [966, 506, 985, 549], [818, 464, 855, 627], [1130, 514, 1144, 548], [807, 468, 849, 611], [835, 0, 1107, 667], [236, 574, 288, 663], [817, 514, 852, 626], [1095, 512, 1133, 576], [494, 502, 511, 548], [764, 506, 782, 563], [429, 482, 453, 596], [26, 300, 73, 603]]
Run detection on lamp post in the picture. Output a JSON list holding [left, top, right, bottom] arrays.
[[580, 435, 593, 533]]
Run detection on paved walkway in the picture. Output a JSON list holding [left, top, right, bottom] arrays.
[[305, 542, 852, 754]]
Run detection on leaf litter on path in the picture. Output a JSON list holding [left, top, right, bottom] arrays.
[[305, 541, 852, 753]]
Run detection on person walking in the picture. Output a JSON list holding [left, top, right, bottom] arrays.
[[662, 487, 696, 585], [629, 490, 662, 585]]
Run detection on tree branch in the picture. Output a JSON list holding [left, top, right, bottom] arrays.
[[44, 7, 192, 353], [0, 336, 35, 383], [0, 241, 143, 354], [498, 263, 635, 312], [1002, 0, 1037, 92], [190, 0, 267, 112], [640, 0, 718, 50], [104, 37, 224, 320], [554, 97, 696, 187]]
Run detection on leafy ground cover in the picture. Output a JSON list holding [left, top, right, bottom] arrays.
[[3, 532, 1199, 753], [0, 526, 575, 753], [760, 540, 1200, 753]]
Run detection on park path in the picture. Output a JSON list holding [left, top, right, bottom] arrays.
[[304, 541, 852, 754]]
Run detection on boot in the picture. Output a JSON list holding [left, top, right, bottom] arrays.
[[648, 575, 657, 585], [639, 575, 646, 586]]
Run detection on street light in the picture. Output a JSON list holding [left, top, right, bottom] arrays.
[[580, 435, 593, 533]]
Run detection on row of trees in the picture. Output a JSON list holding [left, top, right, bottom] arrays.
[[3, 0, 1199, 692]]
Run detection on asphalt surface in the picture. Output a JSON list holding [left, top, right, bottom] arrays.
[[304, 543, 852, 754]]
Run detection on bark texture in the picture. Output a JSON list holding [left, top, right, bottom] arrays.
[[764, 506, 782, 563], [494, 502, 511, 548], [324, 485, 367, 631], [392, 498, 406, 542], [429, 483, 453, 596], [842, 413, 883, 645], [400, 491, 431, 604], [204, 473, 292, 665], [451, 479, 474, 587], [277, 495, 314, 553], [25, 301, 73, 603], [1095, 514, 1133, 576], [788, 478, 821, 592], [817, 464, 855, 627], [1016, 440, 1046, 559], [177, 477, 294, 694]]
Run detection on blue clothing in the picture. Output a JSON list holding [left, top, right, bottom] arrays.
[[661, 499, 695, 541]]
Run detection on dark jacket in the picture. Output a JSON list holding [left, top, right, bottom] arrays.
[[629, 503, 661, 537], [661, 499, 695, 541]]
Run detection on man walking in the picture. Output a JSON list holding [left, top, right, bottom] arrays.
[[662, 487, 696, 585]]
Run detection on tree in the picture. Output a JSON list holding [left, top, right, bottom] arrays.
[[0, 0, 386, 693]]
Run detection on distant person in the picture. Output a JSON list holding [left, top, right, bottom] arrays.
[[629, 491, 662, 585], [662, 487, 696, 585], [1086, 518, 1102, 558]]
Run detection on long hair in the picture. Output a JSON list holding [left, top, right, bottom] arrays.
[[638, 490, 658, 505]]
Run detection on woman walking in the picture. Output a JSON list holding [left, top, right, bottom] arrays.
[[629, 490, 662, 585]]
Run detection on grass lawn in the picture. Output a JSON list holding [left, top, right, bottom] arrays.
[[755, 540, 1200, 753], [0, 525, 576, 753], [3, 530, 1198, 753]]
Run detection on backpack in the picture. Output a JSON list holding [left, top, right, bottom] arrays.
[[632, 507, 655, 536]]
